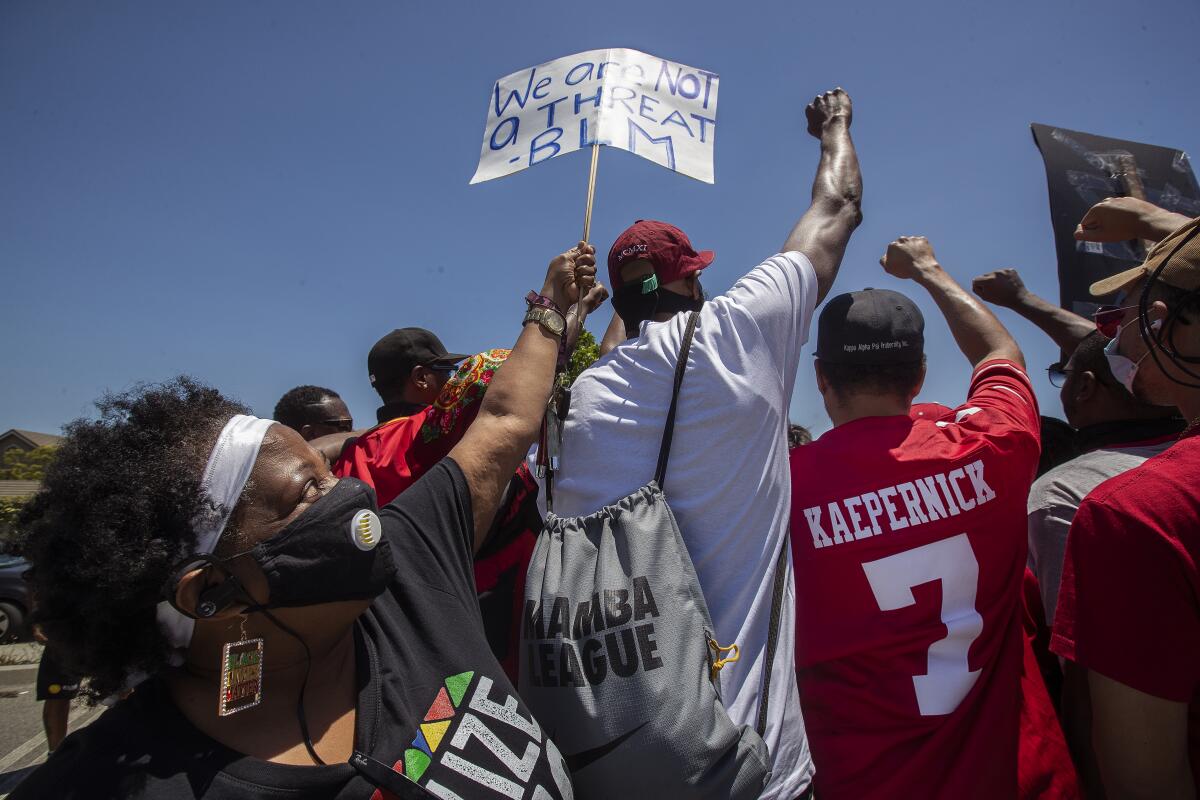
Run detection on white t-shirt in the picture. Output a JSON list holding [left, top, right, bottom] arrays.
[[550, 251, 818, 800]]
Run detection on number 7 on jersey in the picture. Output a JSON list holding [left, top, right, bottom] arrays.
[[861, 534, 983, 716]]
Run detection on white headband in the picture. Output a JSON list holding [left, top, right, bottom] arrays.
[[156, 414, 275, 656]]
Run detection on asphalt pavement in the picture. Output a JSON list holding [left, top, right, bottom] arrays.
[[0, 662, 103, 798]]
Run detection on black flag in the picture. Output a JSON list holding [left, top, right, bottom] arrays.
[[1031, 123, 1200, 316]]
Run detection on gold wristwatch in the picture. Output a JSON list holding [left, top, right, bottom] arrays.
[[523, 305, 566, 336]]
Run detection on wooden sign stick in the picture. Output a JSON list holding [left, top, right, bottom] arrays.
[[582, 141, 601, 243]]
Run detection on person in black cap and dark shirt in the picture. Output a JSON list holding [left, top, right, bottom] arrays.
[[367, 327, 471, 422]]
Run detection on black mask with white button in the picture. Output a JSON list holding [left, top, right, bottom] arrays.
[[186, 477, 394, 766], [245, 476, 395, 610]]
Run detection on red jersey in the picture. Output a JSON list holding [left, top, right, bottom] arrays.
[[1051, 429, 1200, 789], [790, 360, 1041, 799], [1018, 568, 1080, 798]]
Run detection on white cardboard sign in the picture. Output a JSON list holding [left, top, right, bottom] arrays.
[[470, 48, 719, 185]]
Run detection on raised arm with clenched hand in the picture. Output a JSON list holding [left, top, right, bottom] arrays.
[[449, 243, 596, 549], [972, 268, 1093, 353], [782, 88, 863, 302], [1074, 196, 1191, 245], [882, 236, 1024, 369]]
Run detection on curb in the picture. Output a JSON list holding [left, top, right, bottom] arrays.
[[0, 643, 42, 667]]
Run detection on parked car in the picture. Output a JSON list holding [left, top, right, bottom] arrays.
[[0, 554, 32, 642]]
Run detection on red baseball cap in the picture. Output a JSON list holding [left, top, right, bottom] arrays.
[[607, 220, 715, 288]]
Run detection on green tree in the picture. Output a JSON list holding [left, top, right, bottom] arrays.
[[0, 446, 57, 480], [0, 497, 25, 553], [0, 445, 56, 552], [565, 329, 600, 386]]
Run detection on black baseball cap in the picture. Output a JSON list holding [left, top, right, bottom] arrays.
[[367, 328, 469, 389], [816, 289, 925, 365]]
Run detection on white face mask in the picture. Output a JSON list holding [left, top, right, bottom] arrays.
[[1104, 318, 1162, 395]]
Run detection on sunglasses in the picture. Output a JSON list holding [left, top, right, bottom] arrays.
[[1046, 364, 1069, 388], [1093, 304, 1138, 338], [1047, 362, 1112, 390], [318, 418, 354, 433]]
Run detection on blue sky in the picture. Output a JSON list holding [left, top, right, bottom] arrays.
[[3, 0, 1198, 436]]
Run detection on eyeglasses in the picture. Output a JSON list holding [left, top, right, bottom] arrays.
[[1047, 364, 1071, 388], [1047, 363, 1113, 389], [318, 418, 354, 433], [1093, 304, 1138, 338]]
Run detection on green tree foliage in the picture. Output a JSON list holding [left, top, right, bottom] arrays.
[[0, 445, 57, 480], [0, 497, 24, 553], [565, 329, 600, 386], [0, 446, 56, 552]]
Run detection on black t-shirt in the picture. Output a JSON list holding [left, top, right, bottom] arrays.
[[12, 460, 573, 800]]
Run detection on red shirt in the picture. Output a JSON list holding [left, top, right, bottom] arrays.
[[335, 349, 509, 505], [1051, 429, 1200, 787], [790, 360, 1041, 799]]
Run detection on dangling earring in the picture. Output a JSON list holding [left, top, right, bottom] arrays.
[[219, 616, 264, 716]]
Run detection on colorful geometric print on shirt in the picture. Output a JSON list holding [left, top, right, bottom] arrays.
[[420, 349, 508, 444], [370, 670, 573, 800], [789, 360, 1042, 800]]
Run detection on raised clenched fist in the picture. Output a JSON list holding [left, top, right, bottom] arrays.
[[880, 236, 938, 281], [806, 88, 852, 138], [971, 269, 1028, 308], [1074, 196, 1158, 243]]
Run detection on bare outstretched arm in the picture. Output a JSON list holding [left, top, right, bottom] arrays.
[[308, 430, 363, 465], [449, 243, 596, 551], [882, 236, 1025, 369], [972, 268, 1093, 353], [1075, 196, 1191, 245], [782, 88, 863, 303]]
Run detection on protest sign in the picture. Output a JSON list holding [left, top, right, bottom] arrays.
[[470, 48, 719, 185], [1031, 123, 1200, 317]]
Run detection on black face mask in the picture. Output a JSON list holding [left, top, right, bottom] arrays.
[[611, 278, 705, 334], [168, 476, 394, 767], [250, 477, 396, 609]]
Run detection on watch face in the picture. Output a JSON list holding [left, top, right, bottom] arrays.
[[543, 308, 566, 334], [526, 307, 565, 335]]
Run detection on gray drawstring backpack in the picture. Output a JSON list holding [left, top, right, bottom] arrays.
[[520, 312, 780, 799]]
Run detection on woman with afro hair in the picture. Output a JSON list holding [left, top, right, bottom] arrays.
[[11, 244, 596, 799]]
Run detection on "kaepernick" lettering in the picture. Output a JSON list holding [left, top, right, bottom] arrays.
[[803, 458, 997, 549]]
